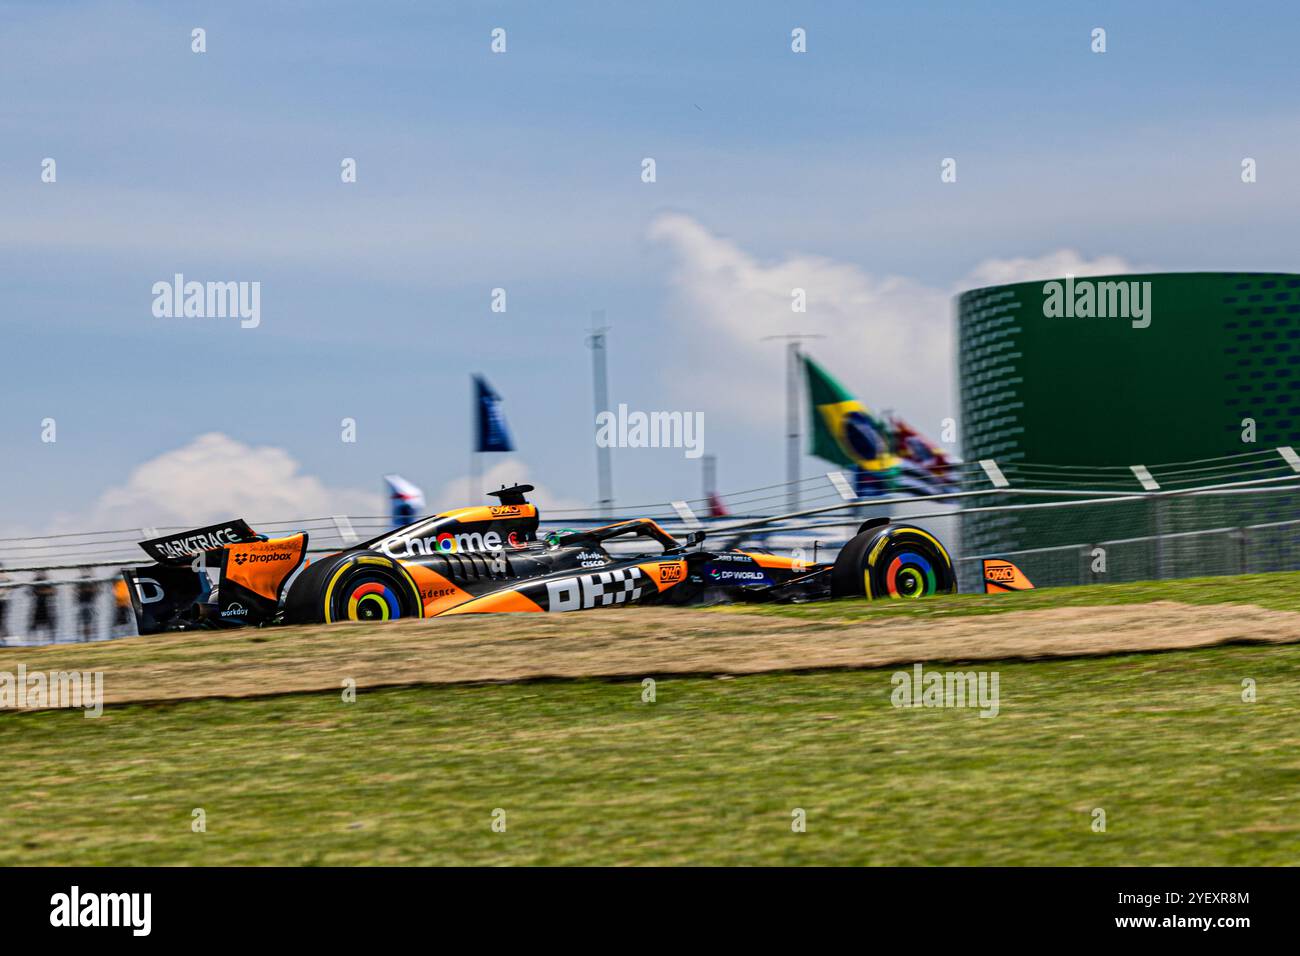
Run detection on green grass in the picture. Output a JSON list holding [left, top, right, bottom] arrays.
[[725, 569, 1300, 622], [2, 642, 1296, 865]]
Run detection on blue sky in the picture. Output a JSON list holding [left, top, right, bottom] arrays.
[[3, 0, 1299, 532]]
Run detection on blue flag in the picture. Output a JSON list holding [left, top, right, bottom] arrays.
[[474, 375, 514, 452]]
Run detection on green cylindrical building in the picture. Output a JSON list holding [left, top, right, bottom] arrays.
[[955, 272, 1300, 586], [958, 272, 1300, 465]]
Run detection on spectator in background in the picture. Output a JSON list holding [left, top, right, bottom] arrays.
[[0, 563, 9, 644], [77, 568, 100, 641], [29, 572, 55, 643], [113, 576, 134, 638]]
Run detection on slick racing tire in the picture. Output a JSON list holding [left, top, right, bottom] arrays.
[[830, 524, 956, 600], [282, 552, 423, 625]]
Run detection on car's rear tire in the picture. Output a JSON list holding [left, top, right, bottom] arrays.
[[282, 552, 423, 624], [830, 523, 956, 600]]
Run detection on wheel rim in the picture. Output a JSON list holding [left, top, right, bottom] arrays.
[[344, 578, 403, 621], [884, 550, 938, 599]]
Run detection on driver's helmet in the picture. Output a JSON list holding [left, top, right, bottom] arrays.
[[544, 529, 577, 548]]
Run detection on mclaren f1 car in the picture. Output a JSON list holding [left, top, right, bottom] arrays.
[[122, 484, 985, 634]]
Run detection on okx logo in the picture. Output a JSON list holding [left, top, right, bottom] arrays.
[[545, 568, 643, 611]]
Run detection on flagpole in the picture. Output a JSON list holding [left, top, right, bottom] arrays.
[[587, 311, 614, 518], [470, 376, 479, 501], [762, 333, 824, 514]]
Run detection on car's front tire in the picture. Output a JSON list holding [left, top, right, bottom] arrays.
[[830, 523, 956, 600]]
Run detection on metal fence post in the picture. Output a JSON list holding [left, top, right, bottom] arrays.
[[1152, 495, 1166, 580]]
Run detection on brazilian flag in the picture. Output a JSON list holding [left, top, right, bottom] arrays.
[[803, 355, 900, 477]]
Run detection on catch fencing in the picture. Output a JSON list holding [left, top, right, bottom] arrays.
[[4, 448, 1300, 646], [952, 485, 1300, 593]]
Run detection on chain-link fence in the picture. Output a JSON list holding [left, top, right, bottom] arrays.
[[955, 485, 1300, 592], [5, 456, 1300, 646], [0, 574, 138, 647]]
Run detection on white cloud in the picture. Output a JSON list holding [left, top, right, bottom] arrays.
[[958, 249, 1145, 290], [647, 213, 1139, 437], [37, 440, 589, 538], [52, 433, 379, 532], [647, 212, 951, 430]]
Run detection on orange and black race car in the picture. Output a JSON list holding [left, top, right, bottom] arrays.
[[122, 484, 1019, 634]]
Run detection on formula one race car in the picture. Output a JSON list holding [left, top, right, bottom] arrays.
[[123, 484, 967, 634]]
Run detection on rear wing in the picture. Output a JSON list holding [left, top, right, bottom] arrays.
[[138, 519, 259, 564], [126, 522, 308, 633]]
